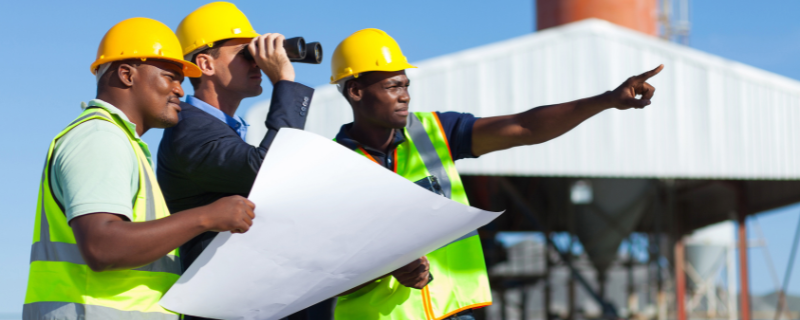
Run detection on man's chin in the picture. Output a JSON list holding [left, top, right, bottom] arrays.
[[154, 113, 180, 129], [243, 86, 263, 98], [155, 119, 179, 129], [389, 122, 407, 129], [390, 115, 409, 128]]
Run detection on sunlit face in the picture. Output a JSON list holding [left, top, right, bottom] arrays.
[[204, 38, 263, 98], [131, 60, 185, 128], [348, 71, 411, 129]]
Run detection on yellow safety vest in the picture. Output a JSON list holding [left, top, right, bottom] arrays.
[[23, 107, 181, 320], [335, 112, 492, 320]]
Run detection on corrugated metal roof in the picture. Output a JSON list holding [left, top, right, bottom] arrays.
[[245, 19, 800, 179]]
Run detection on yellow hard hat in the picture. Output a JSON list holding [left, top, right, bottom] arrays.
[[330, 28, 416, 84], [91, 17, 201, 77], [177, 2, 260, 57]]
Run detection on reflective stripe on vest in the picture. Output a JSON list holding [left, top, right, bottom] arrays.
[[335, 112, 492, 320], [23, 108, 180, 320], [407, 113, 452, 198], [407, 113, 480, 248], [23, 302, 177, 320]]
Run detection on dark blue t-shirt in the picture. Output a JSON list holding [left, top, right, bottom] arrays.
[[334, 111, 479, 170]]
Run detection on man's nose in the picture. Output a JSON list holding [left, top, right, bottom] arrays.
[[399, 88, 410, 103], [173, 84, 184, 98]]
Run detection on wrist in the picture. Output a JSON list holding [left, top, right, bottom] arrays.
[[194, 208, 213, 232], [271, 74, 295, 85], [592, 91, 615, 110]]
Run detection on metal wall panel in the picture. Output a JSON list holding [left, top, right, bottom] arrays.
[[245, 19, 800, 179]]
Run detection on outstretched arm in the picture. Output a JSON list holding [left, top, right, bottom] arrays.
[[471, 65, 663, 156]]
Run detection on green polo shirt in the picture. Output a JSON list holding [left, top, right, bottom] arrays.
[[49, 99, 151, 222]]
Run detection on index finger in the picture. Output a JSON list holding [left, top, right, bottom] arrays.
[[635, 64, 664, 81], [273, 34, 286, 52], [259, 33, 272, 57], [244, 199, 256, 209], [245, 206, 255, 220], [265, 33, 280, 56]]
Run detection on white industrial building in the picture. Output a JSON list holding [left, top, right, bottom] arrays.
[[247, 19, 800, 180]]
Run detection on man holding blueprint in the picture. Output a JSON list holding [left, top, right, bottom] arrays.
[[330, 28, 663, 320]]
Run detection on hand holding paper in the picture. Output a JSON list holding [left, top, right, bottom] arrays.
[[201, 195, 256, 234], [391, 256, 431, 289]]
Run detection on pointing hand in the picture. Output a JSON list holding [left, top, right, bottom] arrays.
[[608, 64, 664, 110]]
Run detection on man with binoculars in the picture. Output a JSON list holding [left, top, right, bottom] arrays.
[[156, 2, 327, 319]]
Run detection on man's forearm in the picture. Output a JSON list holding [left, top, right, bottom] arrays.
[[472, 92, 613, 156], [516, 92, 612, 144], [71, 208, 211, 272]]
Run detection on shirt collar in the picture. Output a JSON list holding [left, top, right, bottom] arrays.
[[185, 95, 248, 140], [334, 123, 406, 155], [85, 99, 153, 165], [86, 99, 139, 139]]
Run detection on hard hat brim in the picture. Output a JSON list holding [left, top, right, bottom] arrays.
[[329, 63, 417, 84], [182, 31, 261, 58], [165, 57, 203, 78], [91, 56, 202, 78]]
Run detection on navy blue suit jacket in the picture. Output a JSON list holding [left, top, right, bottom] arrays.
[[157, 81, 314, 271]]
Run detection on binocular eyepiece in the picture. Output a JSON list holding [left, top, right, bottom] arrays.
[[241, 37, 322, 64]]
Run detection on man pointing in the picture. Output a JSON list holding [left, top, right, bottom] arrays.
[[331, 28, 662, 320]]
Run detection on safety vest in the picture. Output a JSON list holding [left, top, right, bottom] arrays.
[[335, 112, 492, 320], [23, 107, 181, 320]]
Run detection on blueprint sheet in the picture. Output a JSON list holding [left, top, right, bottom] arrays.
[[160, 128, 502, 320]]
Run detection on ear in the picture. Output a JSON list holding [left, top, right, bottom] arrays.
[[195, 53, 215, 77], [117, 63, 136, 87], [347, 81, 363, 103]]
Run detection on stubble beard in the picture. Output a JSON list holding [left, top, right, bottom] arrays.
[[153, 107, 179, 128]]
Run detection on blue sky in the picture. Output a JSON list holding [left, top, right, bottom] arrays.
[[1, 0, 798, 315]]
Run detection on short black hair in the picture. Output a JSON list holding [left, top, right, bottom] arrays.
[[340, 72, 374, 103], [188, 40, 227, 90]]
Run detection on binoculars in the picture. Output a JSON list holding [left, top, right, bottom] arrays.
[[283, 37, 323, 64], [242, 37, 322, 64]]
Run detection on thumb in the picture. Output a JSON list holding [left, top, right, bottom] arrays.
[[623, 98, 651, 108]]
